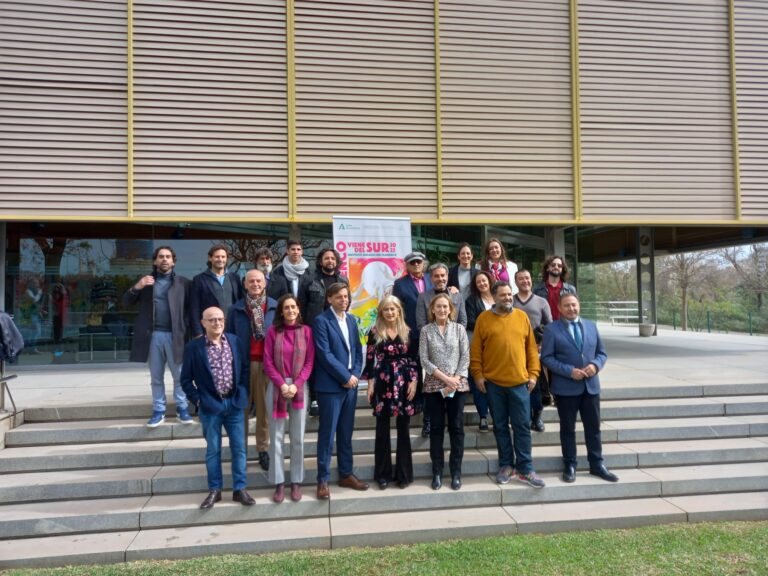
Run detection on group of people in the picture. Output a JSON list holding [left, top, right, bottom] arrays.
[[123, 239, 617, 510]]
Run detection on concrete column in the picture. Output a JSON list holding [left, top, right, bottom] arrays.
[[0, 222, 5, 411], [544, 227, 566, 257], [636, 227, 657, 335], [0, 222, 5, 313]]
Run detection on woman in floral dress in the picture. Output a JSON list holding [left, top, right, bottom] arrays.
[[363, 295, 422, 489]]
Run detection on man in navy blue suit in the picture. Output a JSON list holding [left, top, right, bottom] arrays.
[[181, 306, 256, 509], [541, 293, 618, 484], [312, 282, 369, 499]]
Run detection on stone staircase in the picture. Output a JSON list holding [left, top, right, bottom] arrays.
[[0, 382, 767, 569]]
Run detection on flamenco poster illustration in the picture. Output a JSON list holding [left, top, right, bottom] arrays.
[[332, 216, 412, 337]]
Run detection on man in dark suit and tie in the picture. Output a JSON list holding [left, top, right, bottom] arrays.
[[392, 251, 432, 437], [541, 293, 618, 484], [180, 306, 256, 509], [312, 282, 369, 499]]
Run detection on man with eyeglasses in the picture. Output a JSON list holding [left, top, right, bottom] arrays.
[[181, 306, 255, 509]]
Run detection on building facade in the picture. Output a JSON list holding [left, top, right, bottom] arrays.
[[2, 0, 767, 365]]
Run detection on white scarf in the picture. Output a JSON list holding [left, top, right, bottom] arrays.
[[281, 256, 309, 281]]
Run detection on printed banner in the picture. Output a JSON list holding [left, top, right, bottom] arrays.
[[333, 216, 412, 335]]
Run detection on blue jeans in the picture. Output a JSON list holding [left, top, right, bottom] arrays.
[[149, 330, 187, 412], [199, 398, 248, 491], [468, 373, 489, 418], [485, 380, 534, 475]]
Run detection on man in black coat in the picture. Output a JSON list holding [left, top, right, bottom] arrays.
[[123, 246, 192, 427], [190, 244, 244, 338], [299, 247, 349, 416]]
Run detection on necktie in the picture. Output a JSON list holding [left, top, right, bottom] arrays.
[[571, 321, 582, 349]]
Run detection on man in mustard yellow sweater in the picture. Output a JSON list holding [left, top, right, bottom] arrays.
[[470, 281, 545, 488]]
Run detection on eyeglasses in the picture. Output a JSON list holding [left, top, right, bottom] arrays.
[[204, 318, 225, 324], [408, 260, 423, 265]]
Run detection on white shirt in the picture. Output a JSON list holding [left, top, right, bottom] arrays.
[[335, 310, 352, 369]]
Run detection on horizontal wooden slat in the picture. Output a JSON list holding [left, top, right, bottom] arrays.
[[735, 0, 768, 219], [438, 0, 573, 220], [131, 0, 288, 217], [294, 0, 437, 217], [0, 1, 127, 216], [579, 0, 735, 221]]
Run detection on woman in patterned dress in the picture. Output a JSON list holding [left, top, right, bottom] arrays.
[[363, 295, 421, 489]]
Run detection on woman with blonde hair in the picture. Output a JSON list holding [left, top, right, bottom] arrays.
[[419, 293, 470, 491], [363, 295, 421, 489]]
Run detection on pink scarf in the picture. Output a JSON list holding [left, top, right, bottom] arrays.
[[489, 261, 509, 283], [271, 325, 308, 418]]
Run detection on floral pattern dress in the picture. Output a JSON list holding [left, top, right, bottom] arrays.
[[363, 330, 423, 418]]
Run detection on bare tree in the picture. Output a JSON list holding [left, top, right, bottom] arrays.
[[657, 250, 716, 331], [719, 243, 768, 311]]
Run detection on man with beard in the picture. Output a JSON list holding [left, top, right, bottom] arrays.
[[123, 246, 192, 427], [226, 269, 278, 471], [513, 269, 552, 432], [190, 244, 244, 338], [255, 247, 288, 302], [533, 255, 576, 321], [300, 247, 349, 416], [470, 281, 545, 489], [271, 240, 314, 301]]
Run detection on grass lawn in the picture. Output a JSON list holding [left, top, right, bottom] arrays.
[[3, 521, 767, 576]]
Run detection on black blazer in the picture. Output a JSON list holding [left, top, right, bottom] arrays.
[[122, 271, 190, 364], [448, 265, 478, 292], [189, 270, 244, 337], [180, 333, 250, 414], [465, 294, 489, 332], [270, 264, 314, 304]]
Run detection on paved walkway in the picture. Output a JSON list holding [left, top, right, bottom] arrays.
[[3, 324, 767, 411]]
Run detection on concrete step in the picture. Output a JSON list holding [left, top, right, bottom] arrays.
[[21, 387, 768, 424], [10, 396, 768, 447], [3, 423, 766, 476], [2, 463, 767, 541], [2, 436, 766, 504], [4, 492, 766, 568], [12, 411, 762, 449], [600, 382, 768, 400]]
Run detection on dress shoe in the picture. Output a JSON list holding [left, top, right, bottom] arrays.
[[421, 418, 431, 438], [451, 474, 462, 491], [316, 482, 330, 500], [431, 474, 442, 490], [290, 483, 302, 502], [377, 478, 389, 490], [339, 474, 369, 491], [562, 464, 576, 483], [590, 465, 619, 483], [273, 483, 285, 503], [199, 489, 221, 509], [258, 451, 270, 472], [478, 417, 489, 432], [233, 489, 256, 505], [531, 412, 545, 432], [398, 480, 409, 489]]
